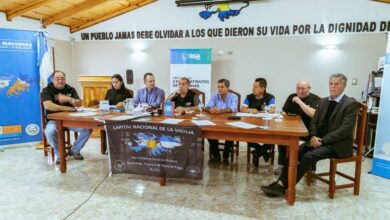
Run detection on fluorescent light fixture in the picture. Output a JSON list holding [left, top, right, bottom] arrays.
[[323, 44, 338, 50], [132, 49, 144, 53]]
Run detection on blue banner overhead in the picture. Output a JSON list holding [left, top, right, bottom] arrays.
[[0, 28, 42, 147]]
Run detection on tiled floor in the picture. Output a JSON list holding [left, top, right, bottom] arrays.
[[1, 139, 389, 220]]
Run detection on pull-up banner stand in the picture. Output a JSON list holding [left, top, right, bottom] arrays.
[[170, 48, 212, 103], [372, 35, 390, 179], [0, 28, 42, 147]]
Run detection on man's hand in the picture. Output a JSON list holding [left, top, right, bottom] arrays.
[[310, 136, 322, 148], [175, 106, 185, 114], [247, 108, 259, 114], [209, 107, 221, 114], [116, 102, 124, 108], [65, 107, 77, 112], [292, 96, 303, 105], [57, 93, 72, 104]]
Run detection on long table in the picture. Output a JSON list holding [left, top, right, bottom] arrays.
[[47, 111, 308, 205]]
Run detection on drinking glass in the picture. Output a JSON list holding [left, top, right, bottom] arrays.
[[198, 102, 205, 117]]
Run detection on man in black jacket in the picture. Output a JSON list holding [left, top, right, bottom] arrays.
[[261, 73, 359, 197]]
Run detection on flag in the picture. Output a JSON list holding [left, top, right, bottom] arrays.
[[37, 30, 52, 91]]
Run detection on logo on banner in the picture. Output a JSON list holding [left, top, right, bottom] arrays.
[[114, 160, 126, 172], [199, 3, 249, 21], [25, 124, 40, 136], [0, 39, 33, 51], [128, 132, 183, 156], [181, 52, 201, 62]]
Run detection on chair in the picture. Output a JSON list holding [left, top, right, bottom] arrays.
[[88, 99, 100, 107], [127, 88, 134, 98], [245, 100, 276, 166], [216, 89, 241, 162], [246, 144, 275, 165], [190, 88, 205, 104], [40, 95, 77, 161], [306, 102, 367, 199], [86, 99, 109, 155]]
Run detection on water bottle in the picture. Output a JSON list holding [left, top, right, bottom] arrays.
[[99, 100, 109, 112], [125, 98, 134, 114]]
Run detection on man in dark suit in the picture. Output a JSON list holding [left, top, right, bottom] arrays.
[[261, 73, 359, 197]]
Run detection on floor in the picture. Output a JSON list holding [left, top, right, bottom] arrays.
[[0, 138, 389, 220]]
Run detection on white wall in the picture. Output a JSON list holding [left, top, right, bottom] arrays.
[[73, 33, 386, 105], [1, 1, 388, 105], [71, 0, 390, 39]]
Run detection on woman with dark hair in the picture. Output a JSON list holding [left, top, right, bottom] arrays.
[[105, 74, 132, 107]]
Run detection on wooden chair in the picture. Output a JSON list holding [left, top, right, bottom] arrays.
[[246, 144, 275, 165], [40, 96, 77, 161], [245, 102, 276, 166], [86, 99, 109, 155], [306, 102, 367, 199], [190, 88, 206, 151], [216, 89, 241, 162], [127, 88, 134, 98]]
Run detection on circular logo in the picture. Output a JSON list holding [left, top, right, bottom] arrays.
[[114, 160, 126, 172], [25, 124, 40, 136], [186, 166, 201, 178]]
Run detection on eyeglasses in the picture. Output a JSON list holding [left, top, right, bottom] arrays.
[[54, 77, 65, 81]]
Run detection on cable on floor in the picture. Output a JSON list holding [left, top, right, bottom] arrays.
[[63, 170, 111, 220]]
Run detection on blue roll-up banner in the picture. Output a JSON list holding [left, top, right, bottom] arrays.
[[0, 28, 42, 147], [170, 49, 212, 102], [372, 35, 390, 179]]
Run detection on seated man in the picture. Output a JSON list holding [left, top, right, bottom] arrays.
[[241, 78, 275, 167], [42, 70, 92, 164], [166, 77, 200, 114], [261, 73, 359, 197], [205, 79, 238, 164], [134, 72, 165, 109], [275, 80, 320, 174]]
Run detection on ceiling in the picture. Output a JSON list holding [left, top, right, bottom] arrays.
[[373, 0, 390, 3], [0, 0, 157, 33]]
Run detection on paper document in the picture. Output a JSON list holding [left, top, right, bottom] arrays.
[[110, 113, 151, 121], [161, 119, 184, 124], [110, 115, 136, 121], [76, 107, 97, 112], [236, 112, 260, 117], [69, 112, 97, 117], [226, 121, 258, 129], [191, 120, 216, 126]]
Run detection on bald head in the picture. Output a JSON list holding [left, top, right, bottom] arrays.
[[296, 80, 311, 98]]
